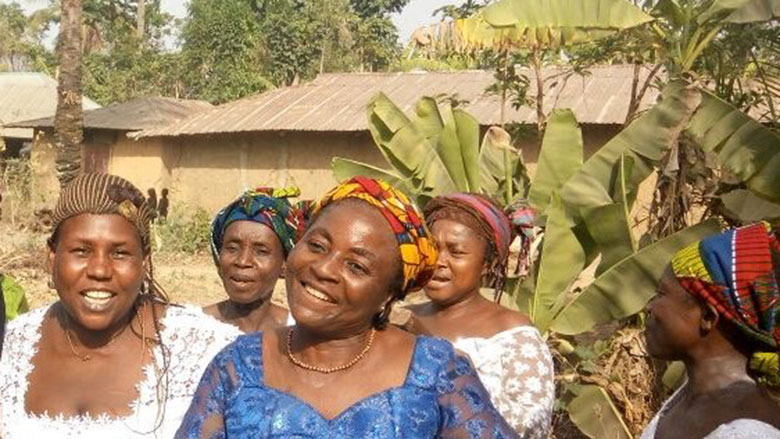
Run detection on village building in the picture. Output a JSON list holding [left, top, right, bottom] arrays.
[[9, 96, 212, 203], [11, 65, 659, 212], [0, 72, 100, 159]]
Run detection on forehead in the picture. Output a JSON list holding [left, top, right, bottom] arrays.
[[659, 268, 691, 298], [313, 201, 397, 252], [57, 213, 141, 244], [431, 218, 485, 244], [223, 220, 278, 242]]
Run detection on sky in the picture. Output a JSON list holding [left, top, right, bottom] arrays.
[[4, 0, 454, 45]]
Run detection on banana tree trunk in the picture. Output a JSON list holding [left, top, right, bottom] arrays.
[[55, 0, 84, 188]]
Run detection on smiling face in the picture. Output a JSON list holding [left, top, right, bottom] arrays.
[[285, 200, 402, 337], [218, 220, 285, 305], [645, 268, 706, 360], [424, 219, 488, 306], [49, 213, 146, 332]]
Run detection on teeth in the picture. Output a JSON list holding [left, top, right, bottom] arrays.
[[84, 291, 113, 300], [304, 286, 335, 303]]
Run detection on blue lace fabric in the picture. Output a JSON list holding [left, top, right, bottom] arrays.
[[175, 333, 519, 439]]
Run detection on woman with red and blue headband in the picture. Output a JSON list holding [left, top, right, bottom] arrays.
[[406, 193, 554, 438], [642, 222, 780, 439]]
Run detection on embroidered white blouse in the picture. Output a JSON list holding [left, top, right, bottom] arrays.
[[0, 304, 242, 439], [452, 325, 555, 439], [640, 384, 780, 439]]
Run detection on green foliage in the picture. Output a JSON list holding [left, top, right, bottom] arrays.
[[0, 2, 54, 72], [332, 93, 528, 206], [179, 0, 270, 103], [1, 274, 29, 321], [155, 206, 212, 254]]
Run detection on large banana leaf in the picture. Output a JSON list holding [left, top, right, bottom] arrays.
[[367, 94, 459, 195], [528, 109, 583, 214], [532, 193, 586, 333], [454, 0, 654, 50], [720, 189, 780, 222], [560, 81, 702, 219], [568, 385, 632, 439], [478, 126, 528, 201], [550, 219, 722, 335], [701, 0, 780, 23], [332, 158, 414, 194], [687, 89, 780, 202]]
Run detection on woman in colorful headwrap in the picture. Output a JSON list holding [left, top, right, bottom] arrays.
[[405, 193, 554, 438], [176, 177, 518, 439], [0, 173, 240, 439], [204, 187, 306, 333], [642, 222, 780, 439]]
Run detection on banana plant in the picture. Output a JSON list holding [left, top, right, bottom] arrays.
[[332, 93, 528, 206]]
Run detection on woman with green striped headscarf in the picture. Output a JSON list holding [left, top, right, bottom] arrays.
[[204, 186, 307, 333]]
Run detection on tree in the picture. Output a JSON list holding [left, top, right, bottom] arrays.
[[54, 0, 84, 187]]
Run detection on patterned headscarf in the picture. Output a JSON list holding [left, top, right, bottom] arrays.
[[424, 193, 514, 296], [311, 176, 437, 293], [210, 187, 307, 264], [671, 222, 780, 383], [50, 173, 156, 253], [48, 173, 167, 303]]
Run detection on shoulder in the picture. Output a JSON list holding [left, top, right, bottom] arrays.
[[709, 419, 780, 438], [489, 305, 532, 333], [164, 304, 242, 341], [6, 305, 49, 335]]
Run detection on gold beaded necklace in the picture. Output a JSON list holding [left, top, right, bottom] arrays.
[[286, 327, 376, 374], [61, 306, 137, 362]]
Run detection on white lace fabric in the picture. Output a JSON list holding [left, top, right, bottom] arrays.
[[0, 304, 242, 439], [640, 384, 780, 439], [452, 325, 555, 439]]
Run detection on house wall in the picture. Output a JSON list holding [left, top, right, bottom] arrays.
[[29, 125, 653, 224], [29, 130, 59, 205], [109, 131, 386, 213]]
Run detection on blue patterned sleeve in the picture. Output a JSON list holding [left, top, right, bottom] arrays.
[[175, 346, 238, 439], [436, 351, 520, 439]]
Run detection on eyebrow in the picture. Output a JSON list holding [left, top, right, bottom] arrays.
[[350, 246, 377, 261]]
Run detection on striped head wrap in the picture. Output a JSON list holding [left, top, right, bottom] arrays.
[[210, 186, 307, 264], [50, 173, 155, 252], [311, 176, 437, 294], [424, 193, 514, 296], [671, 222, 780, 383]]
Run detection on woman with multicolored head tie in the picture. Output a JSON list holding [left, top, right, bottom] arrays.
[[176, 177, 518, 439], [642, 222, 780, 439], [204, 186, 307, 333], [0, 173, 240, 439], [406, 193, 554, 438]]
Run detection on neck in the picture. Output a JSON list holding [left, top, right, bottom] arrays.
[[290, 324, 374, 367], [224, 296, 273, 332], [684, 350, 754, 395], [432, 290, 487, 319], [58, 302, 136, 349]]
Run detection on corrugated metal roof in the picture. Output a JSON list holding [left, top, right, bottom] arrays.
[[0, 73, 101, 139], [136, 65, 661, 138], [9, 96, 213, 132]]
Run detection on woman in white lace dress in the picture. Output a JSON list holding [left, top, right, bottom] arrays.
[[407, 194, 554, 439], [641, 223, 780, 439], [0, 174, 241, 439]]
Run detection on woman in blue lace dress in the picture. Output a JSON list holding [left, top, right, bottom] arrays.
[[176, 177, 519, 439]]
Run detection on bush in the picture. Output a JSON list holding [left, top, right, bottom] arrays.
[[154, 205, 212, 254]]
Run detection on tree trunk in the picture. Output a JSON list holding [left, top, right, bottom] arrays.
[[137, 0, 146, 44], [532, 46, 544, 135], [54, 0, 84, 188]]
